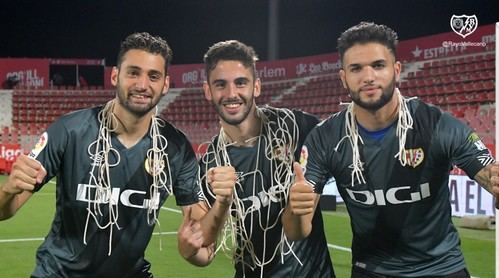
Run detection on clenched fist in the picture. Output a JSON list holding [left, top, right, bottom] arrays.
[[207, 166, 237, 206], [1, 154, 46, 194]]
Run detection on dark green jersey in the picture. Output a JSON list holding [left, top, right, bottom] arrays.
[[29, 106, 200, 278], [200, 107, 334, 278], [303, 98, 494, 276]]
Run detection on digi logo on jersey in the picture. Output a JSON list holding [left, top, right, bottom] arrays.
[[76, 184, 160, 209], [241, 186, 284, 212], [346, 183, 430, 205]]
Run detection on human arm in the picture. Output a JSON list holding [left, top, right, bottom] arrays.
[[436, 113, 498, 209], [177, 166, 236, 266], [177, 205, 216, 266], [0, 155, 46, 220], [475, 163, 499, 209], [282, 162, 320, 240], [198, 166, 236, 245]]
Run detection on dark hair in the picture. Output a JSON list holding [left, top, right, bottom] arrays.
[[203, 40, 258, 81], [337, 22, 398, 63], [116, 32, 173, 74]]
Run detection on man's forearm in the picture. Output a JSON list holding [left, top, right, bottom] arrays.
[[474, 164, 499, 208], [200, 200, 230, 245], [181, 244, 215, 267], [282, 206, 313, 241], [0, 187, 18, 220]]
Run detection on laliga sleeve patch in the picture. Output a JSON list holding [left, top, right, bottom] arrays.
[[29, 132, 48, 159], [468, 132, 487, 151], [299, 145, 309, 168]]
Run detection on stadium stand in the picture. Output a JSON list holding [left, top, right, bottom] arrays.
[[0, 37, 495, 174]]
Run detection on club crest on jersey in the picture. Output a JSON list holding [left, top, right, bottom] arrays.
[[29, 132, 48, 159], [403, 148, 424, 168], [144, 158, 165, 176], [272, 145, 291, 162]]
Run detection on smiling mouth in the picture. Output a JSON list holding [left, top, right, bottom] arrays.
[[224, 103, 241, 108], [129, 94, 152, 104]]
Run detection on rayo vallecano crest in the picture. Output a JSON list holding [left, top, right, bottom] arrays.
[[450, 15, 478, 38], [145, 158, 165, 176], [404, 148, 425, 168]]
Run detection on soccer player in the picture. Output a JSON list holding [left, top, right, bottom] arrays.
[[286, 22, 498, 277], [177, 40, 334, 277], [0, 32, 219, 277]]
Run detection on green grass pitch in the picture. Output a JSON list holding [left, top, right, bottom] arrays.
[[0, 175, 494, 277]]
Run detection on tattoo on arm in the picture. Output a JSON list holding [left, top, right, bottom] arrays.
[[474, 165, 492, 193]]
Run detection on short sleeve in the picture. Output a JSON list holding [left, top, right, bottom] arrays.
[[435, 112, 495, 178]]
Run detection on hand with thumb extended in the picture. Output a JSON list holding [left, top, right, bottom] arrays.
[[289, 162, 315, 216], [178, 206, 204, 259]]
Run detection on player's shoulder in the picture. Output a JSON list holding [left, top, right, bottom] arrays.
[[262, 106, 320, 127], [155, 116, 192, 147], [51, 106, 100, 132], [315, 109, 345, 130]]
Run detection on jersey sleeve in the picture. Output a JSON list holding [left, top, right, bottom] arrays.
[[301, 122, 332, 194], [293, 110, 320, 161], [29, 119, 69, 191], [435, 112, 495, 179], [197, 143, 216, 206], [172, 136, 203, 206]]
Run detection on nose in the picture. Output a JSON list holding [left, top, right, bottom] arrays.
[[362, 66, 376, 84], [135, 74, 149, 90], [227, 83, 238, 97]]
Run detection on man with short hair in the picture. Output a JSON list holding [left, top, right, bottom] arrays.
[[285, 22, 498, 277], [178, 40, 335, 277], [0, 32, 218, 277]]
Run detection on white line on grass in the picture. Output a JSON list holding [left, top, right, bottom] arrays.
[[160, 206, 352, 253], [0, 232, 178, 244], [327, 243, 351, 252], [1, 202, 352, 254], [161, 207, 182, 213]]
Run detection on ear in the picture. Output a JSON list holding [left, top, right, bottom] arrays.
[[339, 69, 347, 89], [394, 61, 402, 82], [203, 81, 212, 101], [110, 66, 119, 87], [253, 78, 261, 98], [162, 75, 170, 96]]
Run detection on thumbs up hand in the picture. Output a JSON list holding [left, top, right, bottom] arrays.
[[289, 162, 316, 216]]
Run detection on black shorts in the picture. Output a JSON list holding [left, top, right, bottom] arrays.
[[351, 266, 470, 278]]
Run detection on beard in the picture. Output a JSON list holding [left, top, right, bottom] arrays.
[[347, 76, 397, 112], [116, 82, 161, 117]]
